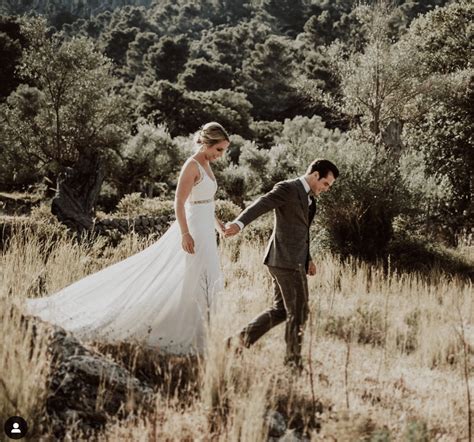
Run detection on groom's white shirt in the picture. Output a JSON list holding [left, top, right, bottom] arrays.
[[232, 176, 312, 231], [299, 176, 312, 204]]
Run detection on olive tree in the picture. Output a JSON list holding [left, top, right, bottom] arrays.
[[1, 18, 128, 233]]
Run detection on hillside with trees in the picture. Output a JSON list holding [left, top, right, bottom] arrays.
[[0, 1, 473, 440], [1, 0, 471, 253]]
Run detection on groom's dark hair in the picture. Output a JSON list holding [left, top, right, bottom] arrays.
[[307, 159, 339, 179]]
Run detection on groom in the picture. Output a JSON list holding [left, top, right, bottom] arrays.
[[224, 158, 339, 369]]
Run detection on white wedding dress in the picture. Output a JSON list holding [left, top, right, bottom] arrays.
[[25, 158, 223, 354]]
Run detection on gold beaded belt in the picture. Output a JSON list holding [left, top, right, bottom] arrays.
[[189, 198, 214, 205]]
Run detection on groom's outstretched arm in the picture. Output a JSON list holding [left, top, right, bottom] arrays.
[[232, 181, 292, 230]]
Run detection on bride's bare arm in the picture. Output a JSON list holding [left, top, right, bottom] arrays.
[[175, 161, 199, 253]]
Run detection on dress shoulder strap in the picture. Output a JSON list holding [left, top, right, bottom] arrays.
[[189, 158, 204, 184], [190, 157, 201, 168]]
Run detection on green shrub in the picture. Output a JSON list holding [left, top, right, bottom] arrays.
[[249, 119, 283, 149], [238, 141, 271, 196], [217, 165, 248, 207], [387, 234, 473, 280], [114, 193, 143, 218], [241, 213, 273, 243], [215, 199, 241, 223], [396, 309, 420, 354], [369, 428, 392, 442], [265, 144, 298, 192], [115, 196, 241, 225], [142, 198, 176, 219], [226, 134, 247, 165], [403, 419, 429, 442], [114, 194, 175, 219], [96, 180, 121, 213], [114, 123, 184, 198], [397, 150, 454, 239], [324, 306, 386, 346], [317, 138, 409, 261]]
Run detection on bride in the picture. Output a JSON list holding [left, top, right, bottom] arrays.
[[25, 122, 230, 355]]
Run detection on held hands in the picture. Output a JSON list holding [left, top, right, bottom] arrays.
[[216, 219, 226, 236], [184, 221, 237, 253], [224, 223, 241, 238], [181, 232, 195, 254], [307, 260, 316, 276]]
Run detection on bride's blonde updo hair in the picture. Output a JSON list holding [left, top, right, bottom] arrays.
[[194, 122, 230, 149]]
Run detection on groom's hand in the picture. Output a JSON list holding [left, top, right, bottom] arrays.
[[224, 223, 241, 237], [216, 219, 226, 236], [307, 261, 316, 276]]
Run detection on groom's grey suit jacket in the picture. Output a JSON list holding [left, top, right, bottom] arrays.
[[236, 179, 317, 271]]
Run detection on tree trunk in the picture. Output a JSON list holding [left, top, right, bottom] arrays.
[[381, 119, 404, 155], [51, 155, 105, 235]]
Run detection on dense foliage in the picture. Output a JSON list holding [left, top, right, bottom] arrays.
[[0, 0, 471, 257]]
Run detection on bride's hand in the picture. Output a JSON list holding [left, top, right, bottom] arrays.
[[181, 232, 195, 254], [216, 219, 226, 236]]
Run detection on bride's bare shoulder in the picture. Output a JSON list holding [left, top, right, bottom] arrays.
[[179, 157, 200, 177]]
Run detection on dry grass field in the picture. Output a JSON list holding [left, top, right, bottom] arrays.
[[0, 222, 472, 441]]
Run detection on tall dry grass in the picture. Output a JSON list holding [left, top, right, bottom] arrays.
[[0, 222, 472, 440], [0, 300, 51, 435]]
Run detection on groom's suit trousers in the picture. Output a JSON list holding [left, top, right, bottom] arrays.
[[239, 264, 309, 364]]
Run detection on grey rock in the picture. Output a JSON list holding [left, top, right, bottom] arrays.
[[26, 316, 154, 439], [278, 429, 309, 442], [267, 411, 287, 438]]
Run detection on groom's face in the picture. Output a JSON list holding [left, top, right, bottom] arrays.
[[310, 171, 335, 195]]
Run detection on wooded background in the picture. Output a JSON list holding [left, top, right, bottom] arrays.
[[0, 0, 472, 263]]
